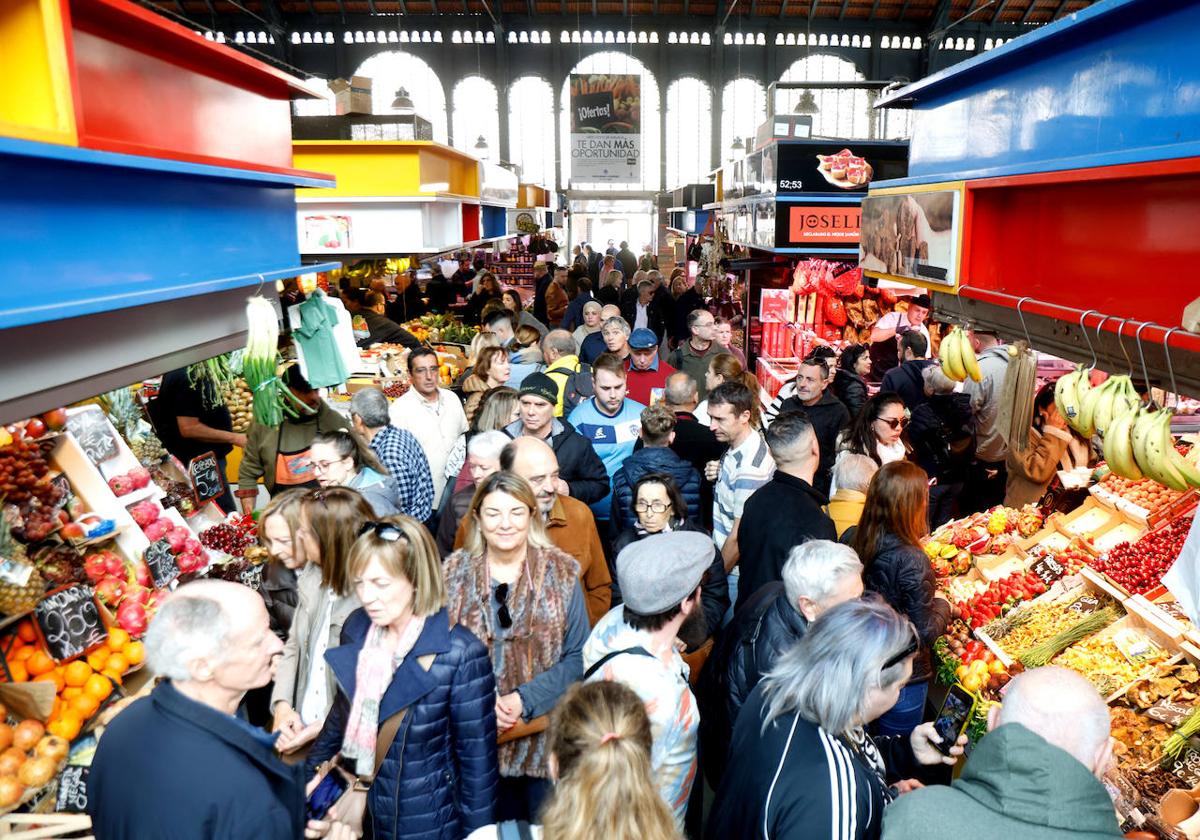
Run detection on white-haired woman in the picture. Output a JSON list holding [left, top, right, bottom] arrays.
[[436, 430, 511, 557], [706, 596, 965, 840]]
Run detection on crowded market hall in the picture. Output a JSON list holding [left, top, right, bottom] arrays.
[[5, 0, 1200, 836]]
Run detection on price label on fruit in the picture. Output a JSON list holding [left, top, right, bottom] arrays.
[[55, 765, 88, 813], [1147, 699, 1193, 727], [34, 585, 106, 663], [65, 408, 118, 465], [1031, 556, 1067, 586], [144, 539, 179, 589], [188, 452, 224, 506], [1067, 592, 1102, 616]]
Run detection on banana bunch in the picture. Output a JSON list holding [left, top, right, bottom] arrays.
[[1054, 365, 1092, 435], [1078, 374, 1140, 440], [939, 327, 981, 382], [1108, 406, 1200, 489]]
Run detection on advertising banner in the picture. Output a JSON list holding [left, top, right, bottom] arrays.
[[787, 206, 862, 243], [860, 185, 963, 289], [569, 74, 641, 184]]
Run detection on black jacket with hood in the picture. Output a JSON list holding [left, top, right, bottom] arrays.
[[503, 417, 610, 505], [774, 389, 851, 496]]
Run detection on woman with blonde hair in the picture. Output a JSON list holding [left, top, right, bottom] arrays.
[[304, 515, 498, 840], [463, 346, 513, 423], [444, 471, 588, 823], [695, 353, 760, 428], [468, 681, 680, 840], [258, 487, 310, 639]]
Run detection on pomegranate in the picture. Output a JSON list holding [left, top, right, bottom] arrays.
[[143, 519, 170, 541], [127, 467, 151, 490], [165, 529, 189, 553], [129, 502, 159, 528]]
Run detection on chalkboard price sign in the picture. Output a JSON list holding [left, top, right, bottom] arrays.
[[34, 585, 106, 663], [188, 452, 225, 506], [1148, 699, 1193, 727], [144, 539, 179, 589], [1067, 592, 1102, 616], [1169, 747, 1200, 789], [1031, 556, 1067, 586], [55, 766, 89, 813], [66, 408, 118, 465]]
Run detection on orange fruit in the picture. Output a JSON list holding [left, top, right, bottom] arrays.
[[69, 694, 100, 720], [6, 662, 27, 684], [101, 669, 123, 686], [105, 654, 129, 675], [33, 671, 63, 693], [16, 622, 36, 645], [106, 629, 130, 653], [85, 649, 109, 672], [47, 712, 81, 742], [83, 674, 112, 702], [25, 652, 53, 678], [12, 647, 35, 663], [60, 688, 83, 701], [123, 642, 144, 666], [63, 661, 92, 688]]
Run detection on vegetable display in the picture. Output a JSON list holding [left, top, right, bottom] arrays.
[[1018, 605, 1121, 667], [242, 297, 313, 427]]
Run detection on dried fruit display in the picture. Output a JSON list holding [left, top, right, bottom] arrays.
[[1052, 628, 1170, 696]]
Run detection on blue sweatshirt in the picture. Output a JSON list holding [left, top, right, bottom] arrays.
[[567, 397, 646, 521]]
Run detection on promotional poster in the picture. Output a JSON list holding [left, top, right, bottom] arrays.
[[860, 188, 961, 288], [569, 74, 641, 184]]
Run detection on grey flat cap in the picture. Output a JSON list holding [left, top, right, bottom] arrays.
[[616, 531, 712, 615]]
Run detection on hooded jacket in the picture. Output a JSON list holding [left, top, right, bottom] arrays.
[[773, 389, 852, 496], [503, 417, 610, 505], [609, 445, 703, 532], [880, 359, 937, 411], [881, 723, 1124, 840]]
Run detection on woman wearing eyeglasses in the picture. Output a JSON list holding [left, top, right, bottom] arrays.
[[610, 473, 728, 650], [443, 471, 588, 824], [272, 487, 375, 757], [851, 461, 951, 738], [707, 597, 964, 840], [309, 430, 404, 518], [303, 516, 499, 840]]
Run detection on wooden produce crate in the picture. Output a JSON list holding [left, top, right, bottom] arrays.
[[973, 547, 1027, 582], [0, 813, 92, 838], [1085, 514, 1149, 557], [1051, 497, 1119, 542], [1081, 606, 1185, 704]]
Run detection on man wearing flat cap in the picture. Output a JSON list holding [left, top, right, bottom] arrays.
[[581, 530, 710, 829]]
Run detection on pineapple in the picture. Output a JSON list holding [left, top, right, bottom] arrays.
[[0, 510, 45, 615], [987, 509, 1008, 536]]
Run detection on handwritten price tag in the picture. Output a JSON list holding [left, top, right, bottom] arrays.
[[1068, 592, 1102, 616], [1147, 699, 1193, 727], [188, 452, 224, 506], [144, 540, 179, 589], [1031, 556, 1067, 586], [55, 766, 89, 813], [34, 585, 106, 662]]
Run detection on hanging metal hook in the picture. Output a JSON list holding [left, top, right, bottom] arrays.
[[1078, 309, 1100, 369], [254, 273, 267, 298], [955, 284, 971, 328], [1113, 318, 1134, 376], [1015, 296, 1033, 347], [1135, 321, 1155, 404], [1162, 326, 1182, 410]]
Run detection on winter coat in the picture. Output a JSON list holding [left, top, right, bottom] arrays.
[[698, 582, 807, 788], [88, 681, 305, 840], [773, 390, 851, 496], [833, 368, 869, 420], [609, 445, 703, 533], [545, 281, 568, 326], [306, 608, 499, 840], [346, 466, 403, 517], [908, 392, 975, 485], [502, 418, 610, 505], [862, 532, 951, 684], [882, 723, 1124, 840], [880, 359, 937, 411], [826, 488, 867, 538], [1005, 424, 1074, 508], [260, 561, 299, 640]]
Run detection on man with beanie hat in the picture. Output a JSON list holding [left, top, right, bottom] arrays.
[[504, 372, 610, 505], [582, 530, 709, 828]]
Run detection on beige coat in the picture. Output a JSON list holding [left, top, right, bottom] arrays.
[[270, 563, 361, 713], [1004, 424, 1073, 509]]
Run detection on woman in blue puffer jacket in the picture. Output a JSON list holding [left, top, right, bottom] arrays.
[[305, 515, 498, 840]]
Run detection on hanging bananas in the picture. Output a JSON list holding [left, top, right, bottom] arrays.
[[1055, 365, 1092, 436], [938, 327, 982, 383]]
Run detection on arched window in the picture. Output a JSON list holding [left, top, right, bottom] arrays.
[[778, 54, 869, 139], [721, 77, 766, 162], [293, 77, 334, 116], [451, 76, 500, 155], [665, 77, 713, 189], [560, 52, 661, 191], [353, 51, 448, 143], [508, 76, 557, 188]]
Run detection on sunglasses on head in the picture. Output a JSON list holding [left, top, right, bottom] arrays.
[[882, 632, 919, 671], [877, 416, 909, 430], [357, 520, 406, 542], [494, 582, 513, 630]]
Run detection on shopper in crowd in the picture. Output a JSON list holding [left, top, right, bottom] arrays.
[[349, 388, 435, 524], [444, 472, 589, 822], [580, 304, 622, 364], [615, 240, 637, 278], [833, 343, 872, 420], [880, 331, 936, 411], [465, 271, 504, 326], [502, 288, 549, 337], [463, 346, 513, 424], [594, 267, 621, 307], [545, 265, 569, 327], [88, 581, 299, 840], [572, 300, 604, 350], [768, 357, 851, 496], [237, 366, 350, 512], [512, 325, 546, 367], [825, 453, 878, 539], [504, 373, 610, 505], [610, 473, 728, 641], [560, 275, 594, 334], [309, 429, 403, 517], [668, 309, 722, 400], [567, 353, 645, 527], [357, 291, 424, 350], [961, 328, 1011, 514], [698, 540, 864, 788], [458, 332, 502, 388], [852, 461, 951, 737], [735, 411, 838, 611], [834, 391, 910, 489], [451, 437, 612, 624], [669, 274, 704, 350], [882, 666, 1123, 840], [623, 328, 676, 405], [713, 317, 745, 369], [390, 347, 469, 504], [532, 261, 552, 326], [258, 488, 309, 640], [708, 380, 776, 613], [662, 372, 725, 530], [583, 531, 710, 827], [620, 280, 666, 345], [473, 386, 521, 434], [909, 366, 975, 528], [469, 681, 680, 840], [150, 364, 245, 512], [707, 597, 965, 840], [610, 405, 701, 532], [437, 430, 509, 557], [696, 353, 758, 428], [1004, 379, 1085, 509], [303, 517, 498, 840], [595, 315, 633, 365], [541, 330, 589, 417], [868, 293, 932, 380], [387, 270, 428, 324], [271, 488, 374, 755]]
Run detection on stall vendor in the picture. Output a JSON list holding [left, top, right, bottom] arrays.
[[868, 293, 931, 381]]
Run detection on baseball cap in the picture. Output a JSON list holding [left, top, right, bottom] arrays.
[[617, 531, 712, 614], [628, 328, 659, 350]]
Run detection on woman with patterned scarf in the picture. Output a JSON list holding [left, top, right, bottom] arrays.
[[444, 471, 589, 824]]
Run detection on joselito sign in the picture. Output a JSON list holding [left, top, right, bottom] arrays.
[[788, 207, 862, 242], [569, 74, 641, 184]]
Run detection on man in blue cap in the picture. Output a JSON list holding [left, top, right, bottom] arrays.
[[624, 327, 676, 405]]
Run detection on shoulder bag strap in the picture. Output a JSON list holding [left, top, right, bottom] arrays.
[[369, 652, 436, 781], [583, 646, 655, 681]]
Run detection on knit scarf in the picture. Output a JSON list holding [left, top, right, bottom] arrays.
[[341, 616, 426, 777]]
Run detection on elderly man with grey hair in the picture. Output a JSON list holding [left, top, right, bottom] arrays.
[[883, 666, 1123, 840], [435, 429, 508, 557], [349, 387, 435, 523], [698, 539, 864, 787], [88, 581, 302, 839]]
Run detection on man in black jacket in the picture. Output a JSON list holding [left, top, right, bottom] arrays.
[[663, 371, 725, 529], [881, 331, 936, 411], [616, 240, 638, 278], [358, 291, 423, 350], [669, 274, 705, 348], [735, 412, 838, 611], [772, 359, 851, 495], [699, 540, 863, 787]]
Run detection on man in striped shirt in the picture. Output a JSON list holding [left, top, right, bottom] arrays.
[[706, 381, 776, 617]]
